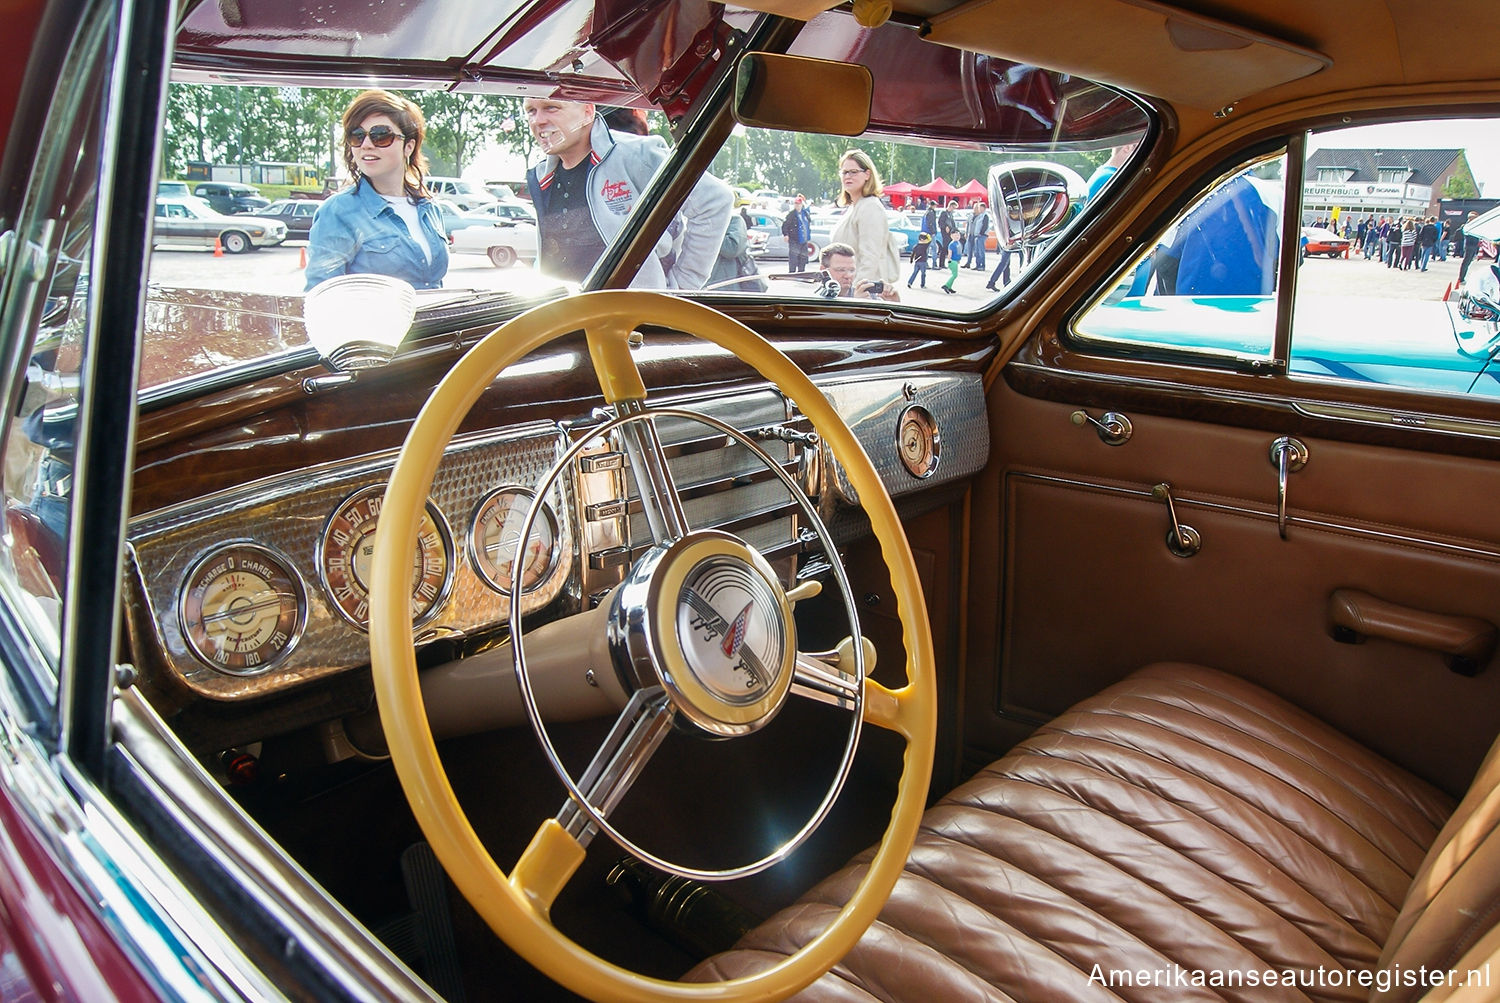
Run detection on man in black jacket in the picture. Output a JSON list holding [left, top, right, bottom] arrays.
[[1459, 212, 1482, 285]]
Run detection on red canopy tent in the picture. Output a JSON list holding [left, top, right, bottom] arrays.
[[955, 178, 988, 206], [918, 177, 958, 204], [883, 181, 917, 207]]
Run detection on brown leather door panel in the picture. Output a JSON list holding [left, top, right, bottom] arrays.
[[968, 380, 1500, 797]]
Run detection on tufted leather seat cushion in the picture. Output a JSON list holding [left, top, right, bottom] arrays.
[[691, 663, 1465, 1001]]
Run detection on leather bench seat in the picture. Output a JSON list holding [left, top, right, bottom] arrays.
[[692, 663, 1498, 1001]]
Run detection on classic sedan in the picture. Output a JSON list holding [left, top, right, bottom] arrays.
[[447, 218, 541, 266], [256, 197, 321, 238], [2, 0, 1500, 1000], [151, 195, 287, 252]]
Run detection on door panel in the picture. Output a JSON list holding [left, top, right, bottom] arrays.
[[967, 379, 1500, 797]]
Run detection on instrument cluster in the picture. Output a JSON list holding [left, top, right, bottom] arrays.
[[125, 372, 988, 705], [128, 422, 575, 701]]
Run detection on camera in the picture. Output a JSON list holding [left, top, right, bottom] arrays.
[[867, 281, 884, 295]]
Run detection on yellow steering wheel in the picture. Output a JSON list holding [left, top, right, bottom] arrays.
[[369, 290, 935, 1001]]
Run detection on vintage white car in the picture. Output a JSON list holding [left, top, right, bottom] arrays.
[[447, 218, 541, 267]]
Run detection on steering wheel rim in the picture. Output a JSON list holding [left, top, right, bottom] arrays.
[[369, 290, 936, 1001]]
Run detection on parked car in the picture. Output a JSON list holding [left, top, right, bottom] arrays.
[[447, 218, 540, 266], [256, 197, 321, 238], [426, 176, 498, 211], [151, 195, 287, 252], [4, 0, 1500, 1000], [192, 180, 270, 214], [1301, 225, 1351, 256], [434, 197, 505, 235], [483, 181, 516, 201], [156, 178, 190, 198], [475, 199, 537, 224]]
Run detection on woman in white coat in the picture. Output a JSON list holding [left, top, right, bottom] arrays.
[[830, 149, 901, 301]]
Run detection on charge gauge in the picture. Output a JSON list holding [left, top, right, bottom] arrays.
[[896, 403, 940, 479]]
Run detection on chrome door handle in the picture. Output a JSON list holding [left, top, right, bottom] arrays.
[[1268, 436, 1308, 540]]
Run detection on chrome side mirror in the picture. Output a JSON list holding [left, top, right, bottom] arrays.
[[988, 161, 1087, 253]]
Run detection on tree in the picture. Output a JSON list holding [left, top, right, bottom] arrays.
[[1444, 171, 1480, 199], [411, 91, 514, 176]]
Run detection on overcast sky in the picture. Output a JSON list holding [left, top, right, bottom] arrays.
[[1310, 119, 1500, 197]]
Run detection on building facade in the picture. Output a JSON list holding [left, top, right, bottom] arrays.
[[1302, 147, 1472, 225]]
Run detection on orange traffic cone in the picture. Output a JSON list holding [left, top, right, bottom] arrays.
[[299, 246, 307, 268], [213, 236, 224, 257]]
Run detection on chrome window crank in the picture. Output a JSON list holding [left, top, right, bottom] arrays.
[[1070, 409, 1132, 446], [1268, 436, 1308, 540], [1151, 482, 1201, 557]]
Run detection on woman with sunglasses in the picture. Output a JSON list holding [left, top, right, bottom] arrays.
[[304, 90, 449, 291], [829, 149, 900, 301]]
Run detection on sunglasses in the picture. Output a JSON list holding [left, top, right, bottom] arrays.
[[346, 126, 406, 148]]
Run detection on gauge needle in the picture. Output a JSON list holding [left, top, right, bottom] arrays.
[[200, 591, 293, 625], [682, 589, 768, 687]]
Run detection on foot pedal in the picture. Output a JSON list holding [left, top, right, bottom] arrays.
[[606, 857, 760, 959], [401, 842, 467, 1002]]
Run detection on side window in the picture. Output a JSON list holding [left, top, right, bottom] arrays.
[[1074, 115, 1500, 402], [1290, 118, 1500, 399], [1073, 149, 1287, 366], [0, 6, 117, 705]]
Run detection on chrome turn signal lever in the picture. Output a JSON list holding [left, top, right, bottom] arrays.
[[1151, 482, 1201, 558], [1070, 408, 1133, 446]]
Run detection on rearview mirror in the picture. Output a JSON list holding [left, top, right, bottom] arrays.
[[734, 53, 872, 136]]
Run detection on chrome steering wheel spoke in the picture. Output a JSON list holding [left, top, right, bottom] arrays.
[[614, 398, 691, 545], [791, 653, 862, 713], [557, 687, 675, 846]]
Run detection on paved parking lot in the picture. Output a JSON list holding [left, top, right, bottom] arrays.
[[148, 242, 541, 296], [149, 239, 1477, 308]]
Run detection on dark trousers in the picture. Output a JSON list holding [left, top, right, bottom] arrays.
[[788, 244, 808, 273]]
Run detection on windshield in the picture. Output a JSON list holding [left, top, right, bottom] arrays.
[[141, 2, 1150, 394]]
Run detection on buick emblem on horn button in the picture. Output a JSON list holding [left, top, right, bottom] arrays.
[[676, 559, 783, 703]]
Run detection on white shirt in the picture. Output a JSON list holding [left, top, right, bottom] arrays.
[[382, 194, 431, 264]]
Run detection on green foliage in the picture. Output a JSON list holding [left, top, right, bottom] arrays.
[[1444, 169, 1480, 199], [162, 84, 531, 180], [410, 92, 517, 176]]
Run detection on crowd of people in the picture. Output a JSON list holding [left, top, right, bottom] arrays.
[[1317, 211, 1487, 284], [301, 95, 1014, 303]]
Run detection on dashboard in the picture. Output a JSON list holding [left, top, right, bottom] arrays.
[[124, 371, 987, 743]]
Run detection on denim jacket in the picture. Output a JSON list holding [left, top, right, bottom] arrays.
[[304, 177, 449, 291]]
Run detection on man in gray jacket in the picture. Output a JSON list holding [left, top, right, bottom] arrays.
[[523, 98, 731, 289]]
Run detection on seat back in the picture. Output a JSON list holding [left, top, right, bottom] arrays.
[[1376, 735, 1500, 1002]]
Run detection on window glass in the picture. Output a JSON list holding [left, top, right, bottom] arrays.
[[0, 7, 117, 701], [1074, 116, 1500, 401], [142, 12, 1150, 396], [1290, 118, 1500, 398], [1073, 150, 1286, 365]]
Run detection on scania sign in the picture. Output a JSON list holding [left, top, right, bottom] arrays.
[[1304, 182, 1432, 203]]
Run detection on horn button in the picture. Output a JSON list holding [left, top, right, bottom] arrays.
[[611, 531, 796, 737]]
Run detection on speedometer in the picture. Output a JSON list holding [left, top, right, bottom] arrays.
[[318, 485, 453, 630]]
